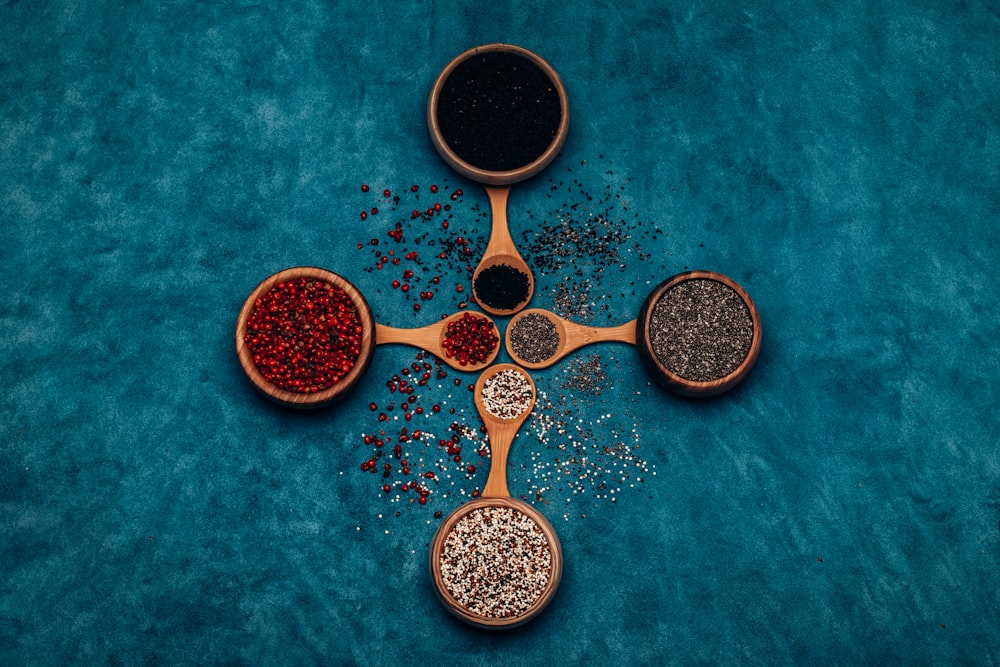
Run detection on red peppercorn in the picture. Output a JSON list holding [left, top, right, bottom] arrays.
[[243, 277, 363, 393], [361, 184, 370, 192], [430, 184, 439, 193], [383, 188, 391, 197], [360, 210, 367, 220]]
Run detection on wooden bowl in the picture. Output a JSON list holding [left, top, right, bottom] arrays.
[[427, 43, 570, 186], [235, 267, 375, 409], [429, 496, 563, 630], [636, 271, 761, 397]]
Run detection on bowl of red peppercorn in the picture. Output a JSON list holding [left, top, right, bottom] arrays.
[[235, 267, 376, 409], [635, 271, 762, 397]]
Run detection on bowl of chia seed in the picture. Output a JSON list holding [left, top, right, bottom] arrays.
[[636, 271, 761, 397]]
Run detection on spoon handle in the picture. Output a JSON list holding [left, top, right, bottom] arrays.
[[482, 422, 519, 498], [375, 322, 440, 349], [562, 319, 637, 346], [484, 185, 517, 256]]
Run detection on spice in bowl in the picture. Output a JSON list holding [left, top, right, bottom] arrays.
[[438, 504, 553, 619], [242, 276, 365, 393], [647, 278, 754, 382], [508, 312, 560, 364], [434, 50, 563, 173], [440, 312, 499, 367], [480, 368, 533, 420], [473, 263, 530, 311]]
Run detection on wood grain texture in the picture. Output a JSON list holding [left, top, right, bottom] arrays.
[[635, 271, 762, 397], [470, 185, 535, 316], [234, 267, 375, 409]]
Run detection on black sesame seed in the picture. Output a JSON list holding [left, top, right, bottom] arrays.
[[473, 263, 530, 310], [436, 51, 562, 172]]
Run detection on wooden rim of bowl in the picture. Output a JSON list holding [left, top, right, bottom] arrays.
[[636, 270, 762, 397], [427, 43, 570, 186], [429, 496, 563, 630], [235, 266, 375, 409]]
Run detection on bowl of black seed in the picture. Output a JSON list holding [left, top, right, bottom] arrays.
[[636, 271, 761, 397], [429, 496, 562, 630], [427, 43, 569, 184]]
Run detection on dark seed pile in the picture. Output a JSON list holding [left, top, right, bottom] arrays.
[[509, 313, 560, 364], [473, 263, 530, 311], [439, 505, 552, 618], [436, 51, 562, 172], [648, 279, 753, 381]]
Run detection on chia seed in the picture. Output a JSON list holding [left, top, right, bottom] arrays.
[[473, 263, 530, 311], [509, 313, 560, 364], [438, 505, 552, 618], [435, 50, 563, 172], [648, 279, 753, 381], [481, 368, 533, 420]]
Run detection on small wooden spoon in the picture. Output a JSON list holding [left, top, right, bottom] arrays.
[[374, 311, 500, 372], [470, 186, 535, 316], [429, 364, 562, 629], [505, 308, 636, 370]]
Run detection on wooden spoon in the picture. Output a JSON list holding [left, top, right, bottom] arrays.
[[470, 185, 536, 316], [374, 311, 500, 372], [427, 43, 570, 317], [505, 308, 636, 370], [429, 364, 562, 629]]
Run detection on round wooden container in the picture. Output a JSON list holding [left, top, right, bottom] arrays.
[[429, 496, 563, 630], [235, 267, 375, 409], [636, 271, 761, 397], [427, 43, 570, 186]]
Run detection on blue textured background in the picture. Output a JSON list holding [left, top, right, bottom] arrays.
[[3, 1, 999, 665]]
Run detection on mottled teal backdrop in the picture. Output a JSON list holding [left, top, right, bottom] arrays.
[[2, 1, 999, 665]]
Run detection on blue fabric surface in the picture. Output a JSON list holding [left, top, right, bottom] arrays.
[[2, 1, 999, 665]]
